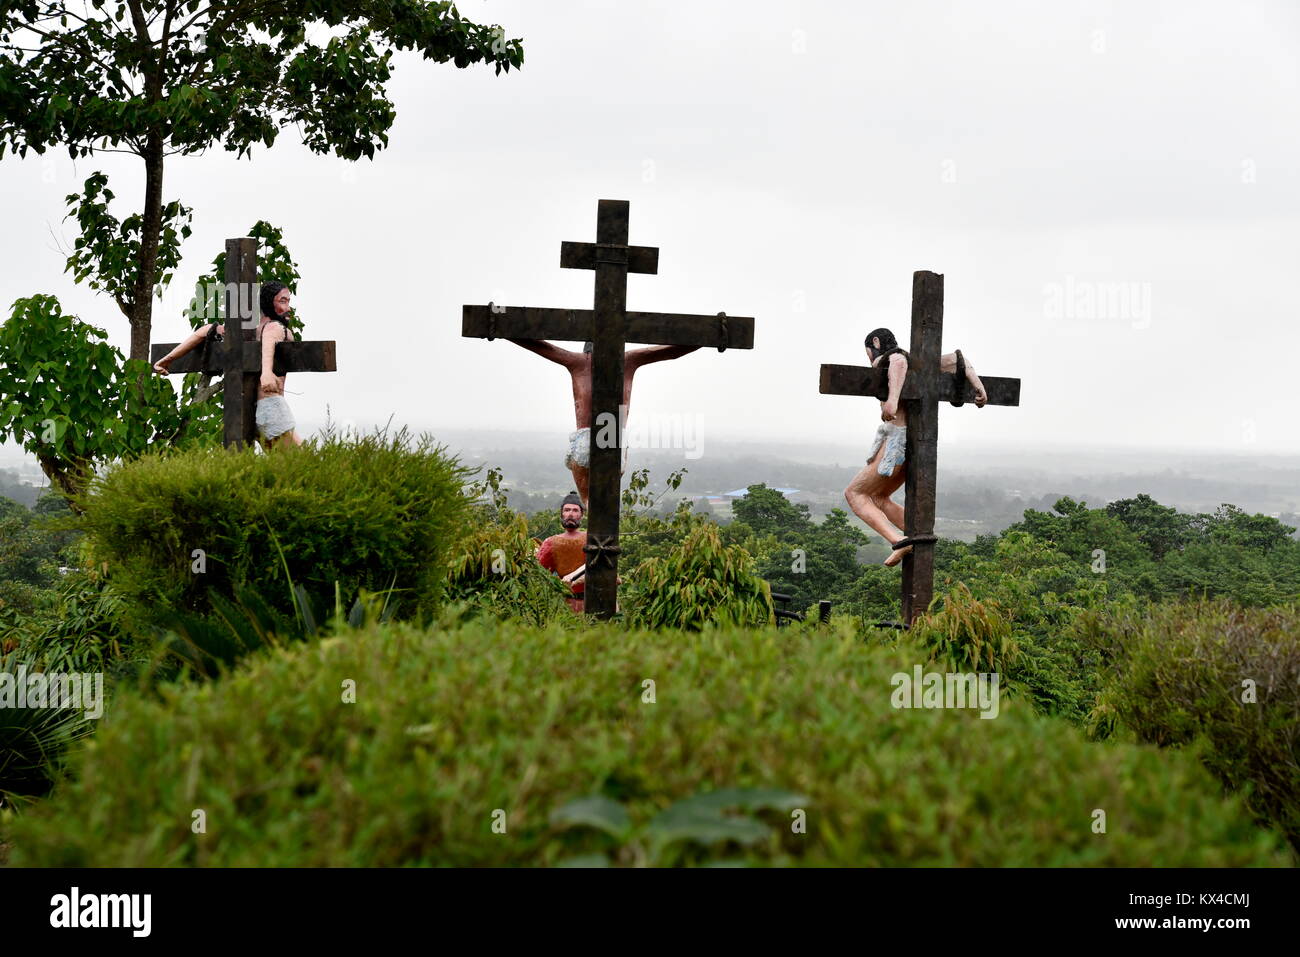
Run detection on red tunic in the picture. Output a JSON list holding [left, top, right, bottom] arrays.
[[538, 534, 587, 595]]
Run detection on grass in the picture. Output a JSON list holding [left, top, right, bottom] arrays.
[[7, 615, 1291, 867]]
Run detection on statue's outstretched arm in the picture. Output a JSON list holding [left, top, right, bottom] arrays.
[[506, 338, 583, 368], [624, 344, 699, 371]]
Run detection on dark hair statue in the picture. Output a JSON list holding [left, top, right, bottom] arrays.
[[864, 327, 908, 366], [260, 281, 294, 337], [560, 491, 585, 514], [864, 327, 896, 355]]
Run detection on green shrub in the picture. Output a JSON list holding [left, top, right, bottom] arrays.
[[71, 425, 472, 634], [911, 582, 1020, 674], [1093, 599, 1300, 852], [445, 509, 574, 626], [624, 523, 774, 630], [9, 617, 1290, 866], [0, 651, 96, 806], [11, 564, 132, 676]]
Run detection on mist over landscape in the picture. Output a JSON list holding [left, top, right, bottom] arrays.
[[12, 429, 1292, 546]]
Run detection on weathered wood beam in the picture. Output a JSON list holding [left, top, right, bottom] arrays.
[[819, 365, 1020, 406], [560, 241, 659, 274], [462, 305, 755, 349], [150, 340, 338, 376], [901, 270, 944, 625]]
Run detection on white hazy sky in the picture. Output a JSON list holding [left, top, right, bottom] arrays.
[[2, 0, 1298, 460]]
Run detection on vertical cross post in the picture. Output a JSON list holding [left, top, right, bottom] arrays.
[[901, 271, 943, 623], [222, 238, 258, 450], [584, 200, 632, 620]]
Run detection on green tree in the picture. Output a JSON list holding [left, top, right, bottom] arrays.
[[0, 221, 312, 501], [0, 295, 188, 502], [730, 483, 812, 536], [1105, 493, 1195, 559], [0, 0, 523, 360], [730, 486, 868, 611]]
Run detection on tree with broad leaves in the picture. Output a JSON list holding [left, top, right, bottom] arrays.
[[0, 219, 305, 504], [0, 0, 524, 361]]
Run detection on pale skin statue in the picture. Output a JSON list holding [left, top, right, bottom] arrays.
[[151, 288, 304, 450], [506, 338, 699, 506], [844, 336, 988, 567]]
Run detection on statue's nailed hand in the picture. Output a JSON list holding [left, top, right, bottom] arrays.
[[974, 384, 987, 407], [153, 356, 171, 375]]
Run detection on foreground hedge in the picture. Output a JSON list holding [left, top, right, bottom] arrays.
[[9, 618, 1289, 866], [71, 426, 471, 631], [1091, 599, 1300, 853]]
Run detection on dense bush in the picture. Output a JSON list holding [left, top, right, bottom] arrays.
[[10, 564, 131, 676], [8, 617, 1289, 866], [71, 425, 472, 633], [910, 582, 1020, 675], [445, 509, 574, 626], [624, 523, 774, 630], [0, 650, 96, 807], [1093, 599, 1300, 853]]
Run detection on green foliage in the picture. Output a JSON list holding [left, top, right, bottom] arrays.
[[0, 499, 59, 625], [183, 219, 306, 336], [620, 465, 688, 514], [0, 4, 524, 163], [1105, 493, 1197, 559], [0, 651, 95, 806], [550, 788, 808, 867], [157, 578, 397, 682], [0, 295, 208, 501], [624, 523, 774, 630], [71, 424, 472, 638], [62, 171, 192, 312], [728, 484, 869, 612], [9, 564, 130, 677], [8, 617, 1288, 866], [1093, 599, 1300, 853], [445, 509, 574, 627], [937, 530, 1112, 633], [911, 582, 1020, 675]]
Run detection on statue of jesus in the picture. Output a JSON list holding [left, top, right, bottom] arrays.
[[844, 327, 988, 566], [506, 338, 698, 507]]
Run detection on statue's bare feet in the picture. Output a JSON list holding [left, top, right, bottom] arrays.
[[883, 543, 911, 567]]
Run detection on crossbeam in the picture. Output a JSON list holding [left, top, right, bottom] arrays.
[[559, 241, 659, 274], [149, 341, 337, 377], [462, 305, 754, 349], [820, 365, 1020, 405]]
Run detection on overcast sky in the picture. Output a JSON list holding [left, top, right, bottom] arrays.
[[3, 0, 1298, 465]]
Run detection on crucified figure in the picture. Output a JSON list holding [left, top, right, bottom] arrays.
[[152, 282, 304, 451], [844, 327, 988, 566], [506, 339, 698, 506]]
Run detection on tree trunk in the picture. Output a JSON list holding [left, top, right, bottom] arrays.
[[129, 132, 166, 363], [35, 450, 92, 514]]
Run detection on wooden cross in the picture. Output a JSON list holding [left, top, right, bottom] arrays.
[[150, 238, 337, 449], [462, 199, 754, 620], [819, 270, 1021, 626]]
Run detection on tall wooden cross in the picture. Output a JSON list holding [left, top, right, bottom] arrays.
[[150, 238, 337, 449], [819, 271, 1021, 626], [462, 199, 754, 620]]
